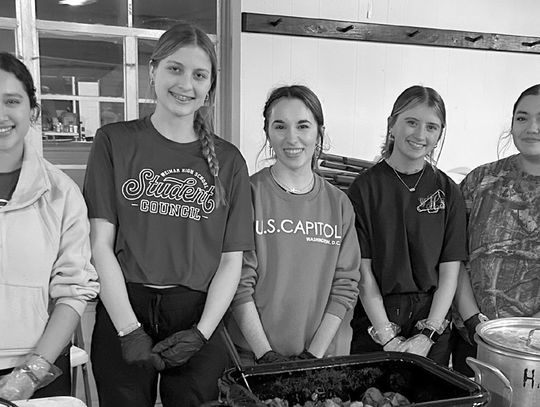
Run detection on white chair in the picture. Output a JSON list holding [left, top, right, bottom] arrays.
[[70, 324, 92, 407]]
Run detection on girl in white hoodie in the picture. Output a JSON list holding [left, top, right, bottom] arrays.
[[0, 52, 99, 401]]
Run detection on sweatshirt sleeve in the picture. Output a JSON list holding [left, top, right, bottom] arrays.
[[232, 249, 258, 307], [325, 198, 361, 318], [49, 182, 100, 316]]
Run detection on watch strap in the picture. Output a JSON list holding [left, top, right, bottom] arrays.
[[420, 327, 440, 342]]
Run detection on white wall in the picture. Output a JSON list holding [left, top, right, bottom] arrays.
[[239, 0, 540, 175]]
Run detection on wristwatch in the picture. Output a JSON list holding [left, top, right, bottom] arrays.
[[420, 327, 440, 342]]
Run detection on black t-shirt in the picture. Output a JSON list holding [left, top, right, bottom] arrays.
[[83, 117, 255, 290], [0, 168, 21, 207], [348, 161, 467, 295]]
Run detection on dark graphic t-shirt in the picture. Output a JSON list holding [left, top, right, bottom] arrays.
[[83, 117, 254, 291], [348, 160, 467, 295], [0, 168, 21, 207]]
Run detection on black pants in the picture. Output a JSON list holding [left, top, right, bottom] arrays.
[[449, 326, 476, 376], [0, 347, 71, 399], [350, 292, 452, 366], [91, 283, 230, 407]]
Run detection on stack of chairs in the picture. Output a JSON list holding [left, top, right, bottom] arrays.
[[317, 153, 375, 192]]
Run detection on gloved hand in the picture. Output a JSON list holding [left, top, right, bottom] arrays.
[[398, 333, 434, 357], [382, 336, 406, 352], [0, 353, 62, 401], [152, 325, 207, 369], [295, 349, 317, 360], [119, 326, 165, 370], [464, 313, 488, 344], [368, 322, 401, 346], [256, 350, 289, 364]]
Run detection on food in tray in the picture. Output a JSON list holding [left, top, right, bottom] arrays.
[[261, 387, 410, 406]]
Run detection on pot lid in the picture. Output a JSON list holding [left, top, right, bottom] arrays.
[[476, 317, 540, 356]]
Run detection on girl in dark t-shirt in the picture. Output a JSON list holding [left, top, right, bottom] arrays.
[[348, 85, 467, 366], [84, 23, 254, 407]]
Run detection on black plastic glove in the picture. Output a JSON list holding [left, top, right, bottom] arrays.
[[152, 326, 207, 369], [0, 353, 62, 401], [295, 349, 317, 360], [464, 313, 488, 344], [119, 327, 165, 371], [256, 350, 289, 364]]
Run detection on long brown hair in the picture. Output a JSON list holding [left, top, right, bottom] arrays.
[[149, 22, 226, 207]]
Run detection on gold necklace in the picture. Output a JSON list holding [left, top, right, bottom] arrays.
[[390, 164, 426, 192], [270, 166, 314, 194]]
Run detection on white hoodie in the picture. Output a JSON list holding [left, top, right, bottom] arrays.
[[0, 139, 99, 369]]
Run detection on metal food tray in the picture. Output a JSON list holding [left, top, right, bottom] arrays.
[[225, 352, 489, 406]]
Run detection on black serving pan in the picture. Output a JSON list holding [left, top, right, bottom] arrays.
[[224, 352, 489, 406]]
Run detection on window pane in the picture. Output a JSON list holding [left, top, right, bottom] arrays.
[[36, 0, 127, 26], [133, 0, 216, 33], [0, 29, 16, 53], [138, 38, 157, 101], [39, 33, 123, 97], [100, 102, 124, 127], [139, 102, 155, 118], [41, 99, 80, 139], [0, 0, 15, 18]]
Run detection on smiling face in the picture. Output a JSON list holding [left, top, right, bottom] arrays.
[[150, 45, 213, 121], [0, 69, 33, 160], [511, 94, 540, 161], [388, 103, 443, 169], [267, 97, 319, 174]]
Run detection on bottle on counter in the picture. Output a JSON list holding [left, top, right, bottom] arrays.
[[79, 121, 86, 142]]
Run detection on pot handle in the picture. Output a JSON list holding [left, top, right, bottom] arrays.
[[466, 357, 513, 407], [526, 328, 540, 351]]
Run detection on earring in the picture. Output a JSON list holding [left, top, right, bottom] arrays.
[[150, 77, 155, 86], [388, 131, 394, 140], [204, 94, 209, 104]]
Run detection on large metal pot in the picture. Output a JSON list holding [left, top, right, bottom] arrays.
[[467, 317, 540, 407]]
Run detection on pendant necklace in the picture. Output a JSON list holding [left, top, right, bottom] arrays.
[[391, 164, 426, 192], [270, 166, 314, 194]]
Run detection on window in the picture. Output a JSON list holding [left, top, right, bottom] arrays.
[[39, 33, 124, 139], [133, 0, 216, 33], [36, 0, 128, 26], [0, 1, 15, 18], [0, 29, 16, 53]]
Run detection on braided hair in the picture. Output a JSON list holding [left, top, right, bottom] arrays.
[[149, 22, 227, 207]]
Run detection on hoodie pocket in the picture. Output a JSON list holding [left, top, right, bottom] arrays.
[[0, 283, 49, 354]]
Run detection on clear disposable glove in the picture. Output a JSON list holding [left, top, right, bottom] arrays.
[[368, 322, 401, 346], [256, 350, 289, 364], [152, 325, 207, 369], [398, 333, 434, 357], [0, 353, 62, 401], [382, 336, 407, 352], [119, 326, 165, 371]]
